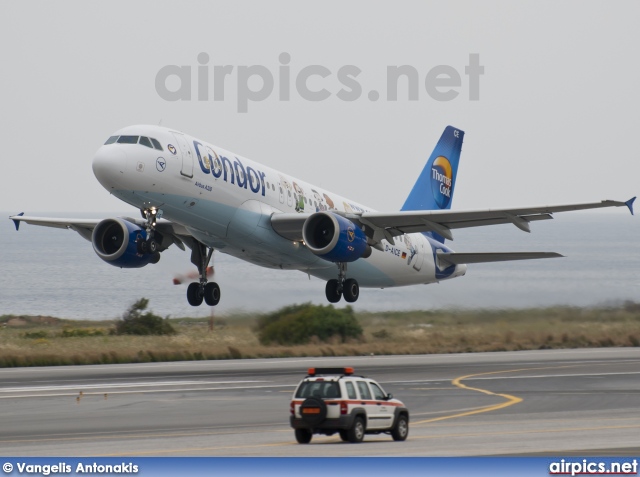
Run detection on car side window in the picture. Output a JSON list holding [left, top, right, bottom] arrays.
[[369, 382, 386, 400], [356, 381, 372, 400], [345, 381, 357, 399]]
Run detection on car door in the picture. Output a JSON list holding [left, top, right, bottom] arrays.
[[368, 381, 394, 429], [355, 380, 381, 430]]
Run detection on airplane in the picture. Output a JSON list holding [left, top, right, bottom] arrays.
[[10, 125, 635, 307]]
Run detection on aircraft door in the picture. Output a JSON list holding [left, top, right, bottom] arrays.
[[172, 133, 194, 178]]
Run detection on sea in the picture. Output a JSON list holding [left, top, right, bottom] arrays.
[[0, 211, 638, 320]]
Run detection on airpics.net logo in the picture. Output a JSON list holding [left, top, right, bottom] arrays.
[[155, 52, 484, 113], [431, 156, 453, 209]]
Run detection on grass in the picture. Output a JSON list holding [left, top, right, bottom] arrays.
[[1, 302, 639, 367]]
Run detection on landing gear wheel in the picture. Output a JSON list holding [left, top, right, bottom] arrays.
[[391, 414, 409, 441], [325, 279, 342, 303], [149, 240, 158, 253], [343, 278, 359, 303], [187, 282, 203, 306], [347, 416, 365, 443], [204, 282, 221, 306], [137, 239, 148, 254], [186, 242, 215, 307], [294, 428, 312, 444]]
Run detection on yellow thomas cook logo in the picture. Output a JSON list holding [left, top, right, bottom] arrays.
[[430, 156, 453, 209], [347, 227, 355, 242]]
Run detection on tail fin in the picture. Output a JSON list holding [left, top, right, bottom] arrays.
[[401, 125, 464, 242]]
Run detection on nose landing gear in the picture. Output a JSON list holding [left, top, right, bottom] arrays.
[[137, 208, 162, 258], [325, 263, 359, 303]]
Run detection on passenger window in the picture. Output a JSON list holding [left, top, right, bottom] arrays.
[[345, 382, 357, 400], [117, 135, 139, 144], [370, 383, 386, 400], [104, 136, 118, 145], [356, 381, 372, 400], [150, 138, 163, 151], [139, 136, 153, 148]]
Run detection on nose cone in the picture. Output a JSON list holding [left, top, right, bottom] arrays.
[[93, 146, 126, 190]]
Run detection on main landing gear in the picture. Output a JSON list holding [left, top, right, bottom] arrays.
[[187, 241, 221, 307], [137, 208, 162, 264], [325, 262, 359, 304]]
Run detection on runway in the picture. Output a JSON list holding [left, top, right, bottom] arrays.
[[0, 348, 639, 456]]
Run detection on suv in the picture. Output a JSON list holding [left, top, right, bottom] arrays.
[[289, 367, 409, 444]]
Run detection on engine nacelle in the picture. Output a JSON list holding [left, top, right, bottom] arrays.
[[92, 218, 153, 268], [302, 212, 371, 262]]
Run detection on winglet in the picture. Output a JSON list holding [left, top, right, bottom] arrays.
[[625, 197, 635, 216], [11, 212, 25, 231]]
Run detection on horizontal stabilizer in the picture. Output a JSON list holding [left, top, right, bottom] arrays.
[[437, 251, 563, 265]]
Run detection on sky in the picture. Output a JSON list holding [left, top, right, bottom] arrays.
[[0, 1, 638, 315], [2, 1, 638, 214]]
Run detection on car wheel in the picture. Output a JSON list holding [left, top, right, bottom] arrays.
[[295, 428, 312, 444], [347, 417, 365, 443], [339, 430, 349, 442], [391, 414, 409, 441], [299, 397, 327, 426]]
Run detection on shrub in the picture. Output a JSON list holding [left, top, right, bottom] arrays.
[[23, 331, 48, 339], [60, 328, 105, 337], [372, 329, 391, 339], [256, 303, 363, 345], [115, 298, 176, 336]]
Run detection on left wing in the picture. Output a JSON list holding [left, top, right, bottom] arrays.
[[271, 197, 635, 244]]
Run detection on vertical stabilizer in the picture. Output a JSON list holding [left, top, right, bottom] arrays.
[[401, 126, 464, 242]]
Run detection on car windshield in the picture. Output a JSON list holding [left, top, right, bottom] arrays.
[[295, 381, 341, 399]]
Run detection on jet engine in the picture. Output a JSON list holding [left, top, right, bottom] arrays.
[[302, 212, 371, 262], [92, 218, 156, 268]]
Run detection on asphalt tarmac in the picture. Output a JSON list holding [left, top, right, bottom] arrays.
[[0, 348, 638, 456]]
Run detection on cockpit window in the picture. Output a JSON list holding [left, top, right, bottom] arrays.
[[117, 135, 139, 144], [150, 138, 163, 151], [105, 134, 163, 150], [139, 136, 153, 148]]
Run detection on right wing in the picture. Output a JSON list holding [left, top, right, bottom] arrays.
[[9, 213, 195, 252]]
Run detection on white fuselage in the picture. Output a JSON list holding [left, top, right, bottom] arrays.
[[92, 125, 466, 288]]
